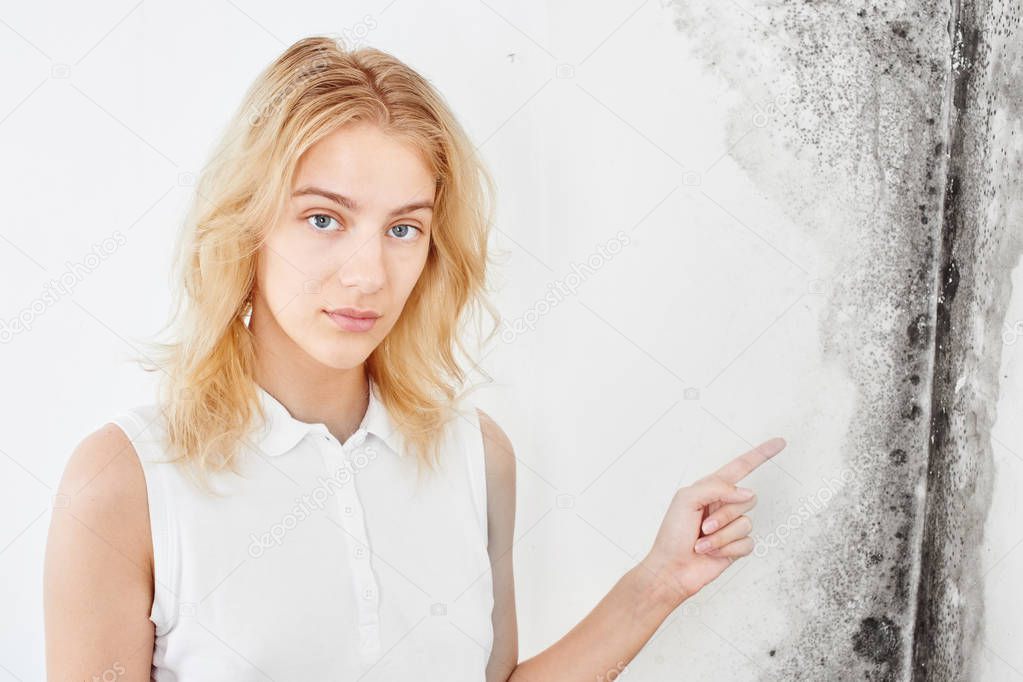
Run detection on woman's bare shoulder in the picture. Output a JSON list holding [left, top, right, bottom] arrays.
[[476, 408, 516, 485], [44, 422, 156, 676], [55, 422, 154, 566]]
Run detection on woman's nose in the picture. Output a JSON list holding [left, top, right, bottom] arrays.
[[334, 229, 385, 293]]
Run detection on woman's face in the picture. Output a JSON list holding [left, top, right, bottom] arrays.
[[254, 121, 435, 370]]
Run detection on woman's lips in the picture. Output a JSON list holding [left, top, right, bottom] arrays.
[[324, 310, 379, 332]]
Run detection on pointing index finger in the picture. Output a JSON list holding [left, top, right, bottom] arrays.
[[712, 437, 787, 485]]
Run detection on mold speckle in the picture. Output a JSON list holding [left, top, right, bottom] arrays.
[[889, 448, 907, 465], [853, 616, 901, 665], [942, 259, 961, 303], [907, 313, 930, 349]]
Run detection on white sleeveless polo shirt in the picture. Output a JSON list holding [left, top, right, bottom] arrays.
[[108, 379, 495, 681]]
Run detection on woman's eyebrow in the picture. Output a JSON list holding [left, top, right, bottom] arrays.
[[292, 185, 434, 217]]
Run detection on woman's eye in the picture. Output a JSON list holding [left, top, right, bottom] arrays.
[[389, 224, 422, 241], [306, 214, 339, 231]]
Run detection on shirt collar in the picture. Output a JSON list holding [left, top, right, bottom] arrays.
[[251, 377, 405, 457]]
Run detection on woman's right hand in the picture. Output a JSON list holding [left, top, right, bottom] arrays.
[[641, 437, 787, 601]]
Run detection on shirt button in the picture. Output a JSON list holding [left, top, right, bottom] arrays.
[[354, 546, 367, 559], [362, 587, 376, 600]]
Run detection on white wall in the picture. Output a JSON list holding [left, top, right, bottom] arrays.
[[2, 1, 1019, 680]]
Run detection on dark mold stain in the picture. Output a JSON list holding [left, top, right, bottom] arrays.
[[891, 22, 910, 39], [912, 22, 978, 679], [668, 2, 949, 678], [853, 615, 902, 666], [910, 0, 1023, 679], [907, 313, 930, 349]]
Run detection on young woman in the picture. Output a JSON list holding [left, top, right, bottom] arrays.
[[43, 36, 786, 681]]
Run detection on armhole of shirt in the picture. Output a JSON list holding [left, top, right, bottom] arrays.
[[465, 406, 490, 548], [107, 408, 179, 637]]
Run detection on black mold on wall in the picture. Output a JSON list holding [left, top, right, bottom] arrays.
[[667, 0, 1023, 679], [911, 0, 1023, 679], [855, 615, 903, 666], [667, 2, 950, 676]]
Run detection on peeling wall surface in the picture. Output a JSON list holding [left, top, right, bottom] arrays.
[[2, 2, 1021, 680]]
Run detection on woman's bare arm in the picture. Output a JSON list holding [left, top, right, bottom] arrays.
[[478, 410, 682, 681], [479, 409, 520, 682], [479, 412, 785, 682], [507, 547, 685, 681], [43, 423, 155, 679]]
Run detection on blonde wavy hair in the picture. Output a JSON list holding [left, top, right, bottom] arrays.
[[138, 36, 501, 491]]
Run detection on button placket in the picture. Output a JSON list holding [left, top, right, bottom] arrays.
[[321, 432, 382, 657]]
